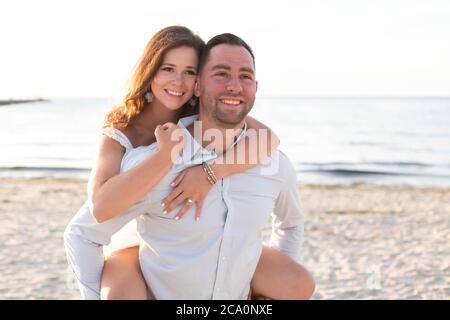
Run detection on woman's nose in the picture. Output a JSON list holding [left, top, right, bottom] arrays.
[[171, 72, 185, 85]]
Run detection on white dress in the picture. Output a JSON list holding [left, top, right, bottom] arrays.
[[101, 127, 141, 257]]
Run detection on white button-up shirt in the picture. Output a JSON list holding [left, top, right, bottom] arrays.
[[64, 115, 304, 300]]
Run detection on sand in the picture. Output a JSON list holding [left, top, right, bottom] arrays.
[[0, 178, 449, 299]]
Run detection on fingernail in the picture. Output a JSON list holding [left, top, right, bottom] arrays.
[[175, 216, 180, 220], [170, 182, 175, 187], [161, 203, 165, 207], [195, 217, 199, 222], [163, 210, 167, 214]]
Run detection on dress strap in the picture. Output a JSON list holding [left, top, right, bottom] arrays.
[[102, 127, 134, 150]]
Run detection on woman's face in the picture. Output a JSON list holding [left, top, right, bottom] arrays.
[[151, 46, 198, 111]]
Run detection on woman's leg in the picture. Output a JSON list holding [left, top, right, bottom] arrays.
[[100, 246, 148, 300], [250, 246, 315, 300]]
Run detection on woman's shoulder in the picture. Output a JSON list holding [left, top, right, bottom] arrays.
[[102, 126, 134, 150]]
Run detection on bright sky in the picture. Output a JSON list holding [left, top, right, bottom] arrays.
[[1, 0, 450, 98]]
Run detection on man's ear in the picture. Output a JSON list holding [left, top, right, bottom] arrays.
[[194, 80, 200, 97], [255, 80, 258, 92]]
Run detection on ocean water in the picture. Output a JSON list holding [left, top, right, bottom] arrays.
[[1, 97, 449, 188]]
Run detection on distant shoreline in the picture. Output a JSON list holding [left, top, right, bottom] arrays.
[[0, 98, 49, 106]]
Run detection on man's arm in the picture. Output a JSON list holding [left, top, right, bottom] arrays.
[[63, 196, 150, 299], [270, 152, 304, 262]]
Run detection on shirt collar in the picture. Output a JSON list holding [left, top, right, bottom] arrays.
[[176, 115, 248, 166]]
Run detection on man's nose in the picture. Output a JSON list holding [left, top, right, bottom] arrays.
[[226, 77, 243, 94]]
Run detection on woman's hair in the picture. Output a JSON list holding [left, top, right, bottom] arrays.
[[104, 26, 205, 128]]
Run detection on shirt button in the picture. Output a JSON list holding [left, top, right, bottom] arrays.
[[222, 256, 226, 261]]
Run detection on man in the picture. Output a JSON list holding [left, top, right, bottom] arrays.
[[64, 33, 314, 300]]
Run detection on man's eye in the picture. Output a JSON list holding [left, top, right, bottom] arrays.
[[215, 72, 227, 77], [241, 74, 253, 80]]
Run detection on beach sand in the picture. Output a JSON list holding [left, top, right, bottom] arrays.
[[0, 178, 449, 299]]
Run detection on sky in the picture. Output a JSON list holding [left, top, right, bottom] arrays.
[[1, 0, 450, 98]]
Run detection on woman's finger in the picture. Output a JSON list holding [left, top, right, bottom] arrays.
[[195, 200, 204, 222], [154, 124, 162, 136], [161, 122, 172, 130], [163, 192, 187, 214], [162, 122, 177, 131], [170, 170, 186, 188], [161, 187, 182, 208], [174, 199, 195, 220]]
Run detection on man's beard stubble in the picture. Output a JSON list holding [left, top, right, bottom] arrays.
[[203, 96, 253, 129]]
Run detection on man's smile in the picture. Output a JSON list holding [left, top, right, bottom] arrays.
[[219, 97, 243, 107]]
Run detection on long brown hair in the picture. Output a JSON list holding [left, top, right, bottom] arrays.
[[104, 26, 205, 128]]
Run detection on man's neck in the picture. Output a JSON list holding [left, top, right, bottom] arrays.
[[186, 116, 245, 154]]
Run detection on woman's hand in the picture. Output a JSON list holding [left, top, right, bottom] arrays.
[[161, 165, 214, 221], [154, 122, 185, 162]]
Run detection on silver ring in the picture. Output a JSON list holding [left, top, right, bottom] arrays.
[[187, 198, 194, 204]]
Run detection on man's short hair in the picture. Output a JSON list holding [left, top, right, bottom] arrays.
[[198, 33, 255, 73]]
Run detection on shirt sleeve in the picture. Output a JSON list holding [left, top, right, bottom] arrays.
[[269, 152, 305, 262], [63, 196, 150, 299]]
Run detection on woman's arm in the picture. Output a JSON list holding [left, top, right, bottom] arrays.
[[89, 123, 183, 223], [210, 115, 280, 179], [161, 116, 280, 220]]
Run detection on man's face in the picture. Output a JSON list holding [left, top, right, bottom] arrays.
[[196, 44, 257, 128]]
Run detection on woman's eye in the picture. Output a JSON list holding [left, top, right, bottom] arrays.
[[162, 67, 174, 72], [186, 70, 197, 76]]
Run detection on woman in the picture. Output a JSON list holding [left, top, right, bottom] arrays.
[[66, 26, 314, 300]]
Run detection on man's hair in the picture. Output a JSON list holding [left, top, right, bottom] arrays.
[[198, 33, 255, 73]]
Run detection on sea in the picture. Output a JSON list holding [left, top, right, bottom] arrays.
[[1, 97, 449, 188]]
